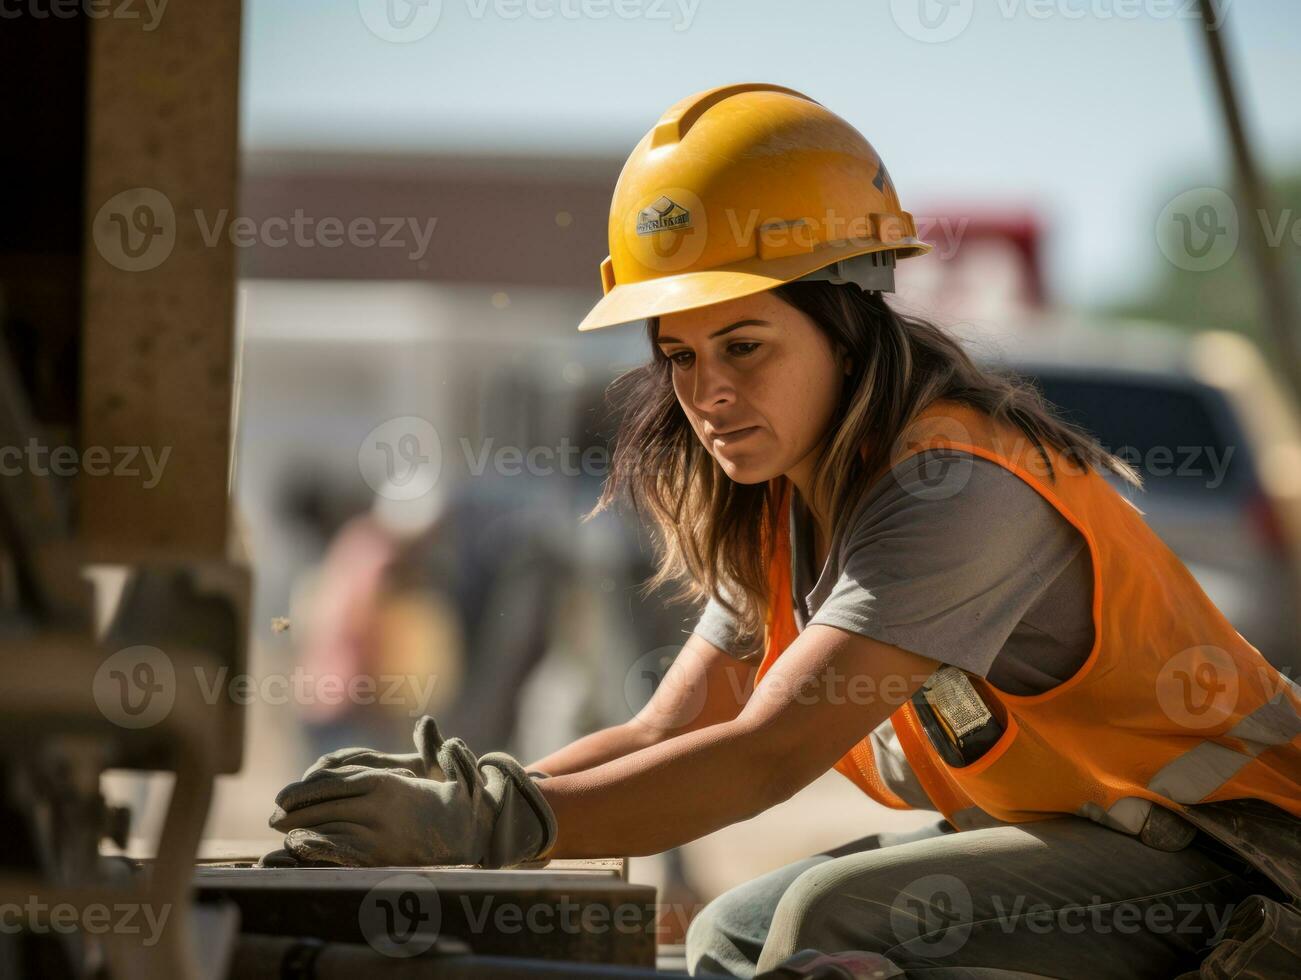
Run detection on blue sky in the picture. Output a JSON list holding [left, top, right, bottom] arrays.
[[242, 0, 1301, 309]]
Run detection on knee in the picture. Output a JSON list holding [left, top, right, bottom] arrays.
[[759, 865, 894, 971], [765, 866, 840, 955], [685, 885, 764, 977]]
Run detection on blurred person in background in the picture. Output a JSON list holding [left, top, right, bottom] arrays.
[[264, 85, 1299, 978], [282, 373, 706, 936]]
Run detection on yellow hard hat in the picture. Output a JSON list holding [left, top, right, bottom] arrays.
[[577, 82, 932, 333]]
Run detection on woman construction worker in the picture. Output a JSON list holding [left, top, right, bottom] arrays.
[[266, 84, 1301, 978]]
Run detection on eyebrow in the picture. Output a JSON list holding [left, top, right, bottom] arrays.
[[656, 319, 771, 345]]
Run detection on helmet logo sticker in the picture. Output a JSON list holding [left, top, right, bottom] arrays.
[[636, 195, 692, 235], [623, 187, 708, 275]]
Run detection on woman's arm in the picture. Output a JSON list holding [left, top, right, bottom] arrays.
[[524, 634, 758, 776], [536, 624, 938, 858]]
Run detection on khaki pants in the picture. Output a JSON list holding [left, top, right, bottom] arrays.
[[685, 816, 1275, 979]]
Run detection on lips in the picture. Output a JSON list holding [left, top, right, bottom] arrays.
[[712, 425, 759, 441]]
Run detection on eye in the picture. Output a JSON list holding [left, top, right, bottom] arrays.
[[667, 350, 694, 367], [729, 341, 760, 357]]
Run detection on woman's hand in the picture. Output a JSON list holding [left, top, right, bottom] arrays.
[[301, 714, 446, 781], [265, 723, 557, 868], [270, 765, 480, 866]]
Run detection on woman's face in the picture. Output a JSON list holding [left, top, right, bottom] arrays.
[[656, 289, 848, 485]]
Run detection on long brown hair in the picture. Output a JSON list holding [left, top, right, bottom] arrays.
[[584, 281, 1139, 640]]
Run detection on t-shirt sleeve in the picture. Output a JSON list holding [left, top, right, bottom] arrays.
[[809, 450, 1086, 679], [692, 591, 764, 660]]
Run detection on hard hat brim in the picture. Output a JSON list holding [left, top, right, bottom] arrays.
[[576, 240, 932, 333]]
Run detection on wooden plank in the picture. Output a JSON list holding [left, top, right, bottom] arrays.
[[188, 838, 624, 874], [134, 840, 627, 880], [80, 1, 242, 559], [194, 865, 657, 966]]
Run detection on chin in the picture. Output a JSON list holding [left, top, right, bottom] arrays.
[[716, 457, 778, 485]]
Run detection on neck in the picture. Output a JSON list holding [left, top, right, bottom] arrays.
[[784, 449, 831, 544]]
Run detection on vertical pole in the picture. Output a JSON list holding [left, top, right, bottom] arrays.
[[1195, 0, 1301, 400]]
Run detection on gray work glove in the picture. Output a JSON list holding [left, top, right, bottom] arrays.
[[265, 727, 557, 869], [300, 715, 552, 782], [301, 714, 446, 781]]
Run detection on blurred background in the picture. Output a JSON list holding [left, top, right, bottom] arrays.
[[40, 0, 1301, 942]]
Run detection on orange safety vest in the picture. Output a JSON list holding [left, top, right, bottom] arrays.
[[754, 399, 1301, 855]]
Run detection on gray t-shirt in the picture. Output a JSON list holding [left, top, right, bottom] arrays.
[[692, 449, 1095, 809]]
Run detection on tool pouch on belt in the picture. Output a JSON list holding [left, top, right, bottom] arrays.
[[1176, 799, 1301, 903], [1174, 894, 1301, 979], [1138, 803, 1200, 851], [909, 666, 1004, 767]]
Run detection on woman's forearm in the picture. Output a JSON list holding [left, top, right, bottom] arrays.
[[524, 722, 656, 778], [536, 719, 780, 859]]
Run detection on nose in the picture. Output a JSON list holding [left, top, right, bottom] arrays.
[[689, 351, 736, 414]]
